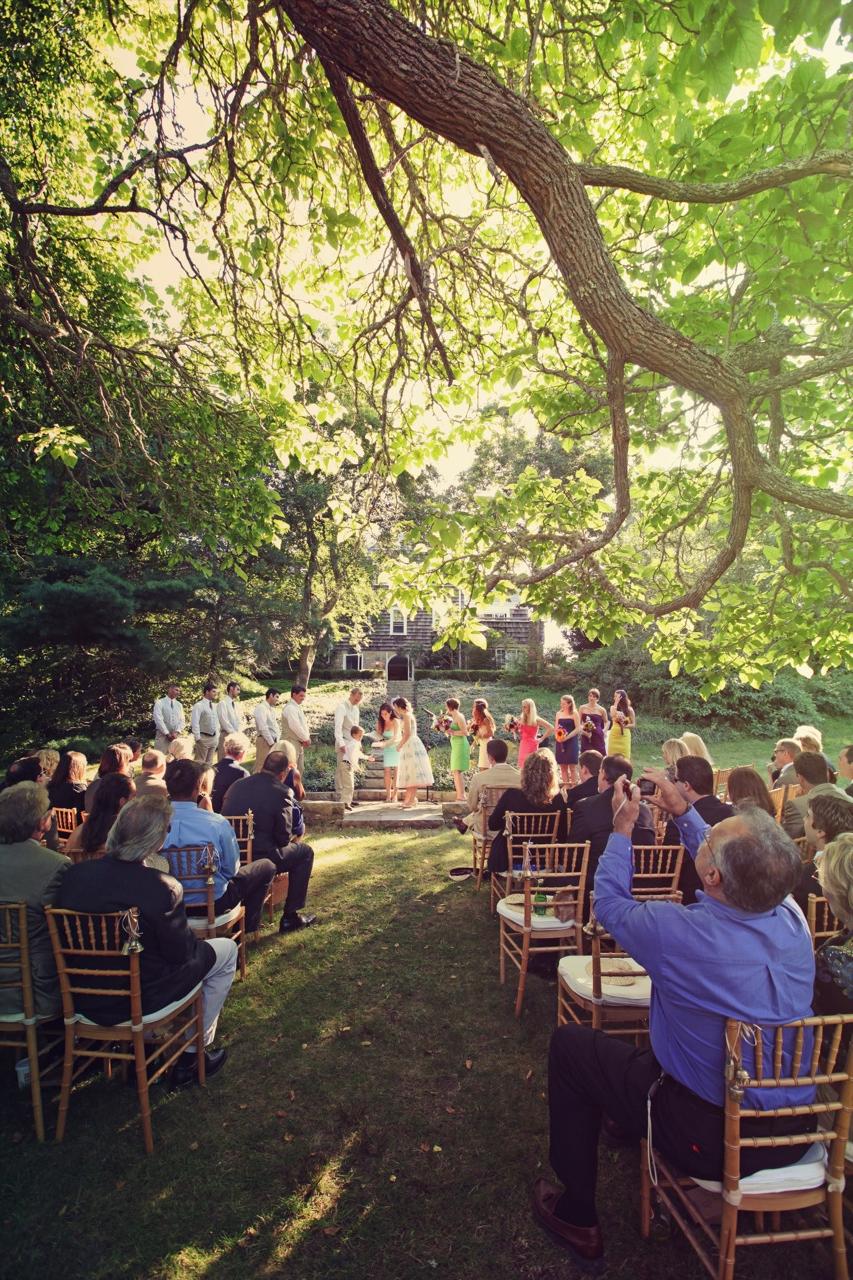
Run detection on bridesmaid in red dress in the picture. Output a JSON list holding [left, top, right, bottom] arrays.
[[517, 698, 554, 768]]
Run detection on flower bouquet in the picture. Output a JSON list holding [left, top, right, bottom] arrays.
[[581, 717, 596, 738], [615, 710, 627, 727], [555, 726, 569, 744], [504, 714, 520, 734], [430, 712, 453, 734]]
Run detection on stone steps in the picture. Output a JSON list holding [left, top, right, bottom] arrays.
[[342, 800, 444, 829]]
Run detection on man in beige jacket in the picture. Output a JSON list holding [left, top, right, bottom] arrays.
[[455, 739, 521, 835]]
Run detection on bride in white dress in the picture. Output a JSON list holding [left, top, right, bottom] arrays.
[[392, 696, 434, 808]]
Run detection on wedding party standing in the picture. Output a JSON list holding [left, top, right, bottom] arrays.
[[577, 688, 608, 756], [217, 681, 242, 760], [516, 698, 554, 768], [393, 697, 433, 809], [445, 697, 471, 801], [376, 702, 401, 803], [190, 681, 220, 765], [606, 689, 635, 759], [554, 694, 581, 787], [152, 683, 185, 755], [469, 698, 496, 770], [281, 685, 311, 774]]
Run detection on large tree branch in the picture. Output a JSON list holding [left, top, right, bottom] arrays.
[[575, 149, 852, 204], [750, 347, 853, 395]]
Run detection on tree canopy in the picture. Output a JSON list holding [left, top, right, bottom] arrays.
[[1, 0, 850, 691]]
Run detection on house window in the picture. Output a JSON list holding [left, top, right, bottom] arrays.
[[494, 648, 524, 669], [344, 651, 361, 671], [494, 648, 506, 668], [389, 607, 407, 636]]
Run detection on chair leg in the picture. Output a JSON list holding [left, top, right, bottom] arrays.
[[639, 1140, 651, 1238], [827, 1188, 848, 1280], [55, 1024, 75, 1143], [499, 917, 507, 985], [716, 1201, 738, 1280], [237, 924, 247, 980], [133, 1030, 154, 1155], [514, 934, 530, 1018], [196, 997, 207, 1085], [25, 1022, 46, 1142]]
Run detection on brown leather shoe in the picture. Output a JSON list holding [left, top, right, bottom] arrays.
[[531, 1179, 605, 1273]]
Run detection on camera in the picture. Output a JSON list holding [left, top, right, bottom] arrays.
[[637, 777, 657, 796]]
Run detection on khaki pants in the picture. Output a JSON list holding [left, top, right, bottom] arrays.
[[217, 730, 228, 762], [154, 732, 173, 756], [255, 737, 275, 773], [336, 759, 354, 806], [194, 737, 217, 766]]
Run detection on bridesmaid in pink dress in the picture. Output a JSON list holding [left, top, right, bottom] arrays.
[[516, 698, 554, 768]]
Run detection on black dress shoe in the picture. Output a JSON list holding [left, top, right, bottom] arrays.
[[531, 1179, 604, 1273], [171, 1046, 228, 1088], [279, 912, 317, 934]]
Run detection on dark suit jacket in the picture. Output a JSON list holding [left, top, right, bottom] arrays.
[[663, 793, 734, 904], [56, 857, 215, 1023], [565, 775, 598, 808], [221, 772, 297, 855], [47, 779, 88, 816], [0, 839, 70, 1017], [212, 758, 249, 813], [570, 787, 656, 892], [487, 788, 569, 873]]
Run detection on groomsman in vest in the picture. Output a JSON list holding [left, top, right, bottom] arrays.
[[217, 681, 242, 760], [254, 689, 281, 773], [191, 682, 220, 765], [281, 685, 311, 774], [333, 688, 363, 804], [153, 683, 185, 755]]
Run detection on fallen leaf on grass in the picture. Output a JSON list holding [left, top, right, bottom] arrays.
[[189, 1141, 199, 1151], [114, 1180, 126, 1191], [275, 1110, 287, 1119], [282, 1133, 295, 1143], [445, 1105, 456, 1115], [239, 1103, 248, 1110], [289, 1090, 296, 1101], [360, 1040, 372, 1047], [525, 1069, 534, 1083], [418, 1141, 431, 1153], [432, 1145, 442, 1153], [389, 1175, 397, 1182], [322, 1226, 341, 1237], [465, 1059, 473, 1070]]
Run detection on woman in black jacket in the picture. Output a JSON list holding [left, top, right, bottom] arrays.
[[488, 749, 568, 873]]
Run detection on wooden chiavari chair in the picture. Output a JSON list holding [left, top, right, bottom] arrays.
[[471, 786, 504, 892], [53, 807, 80, 851], [489, 810, 561, 914], [769, 785, 793, 823], [641, 1014, 853, 1280], [45, 907, 205, 1154], [496, 842, 590, 1017], [223, 811, 288, 926], [807, 894, 843, 948], [0, 903, 63, 1141], [165, 844, 247, 979]]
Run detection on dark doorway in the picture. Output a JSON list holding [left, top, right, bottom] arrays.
[[387, 653, 410, 680]]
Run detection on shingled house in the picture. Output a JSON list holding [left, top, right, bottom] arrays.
[[328, 602, 544, 679]]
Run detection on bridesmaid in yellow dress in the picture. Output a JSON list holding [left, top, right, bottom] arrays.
[[607, 689, 636, 759], [469, 698, 496, 770]]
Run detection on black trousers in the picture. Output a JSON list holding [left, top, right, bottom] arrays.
[[260, 841, 314, 914], [549, 1025, 805, 1225], [213, 860, 276, 932]]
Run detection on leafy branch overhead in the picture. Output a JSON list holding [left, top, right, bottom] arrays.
[[0, 0, 850, 684]]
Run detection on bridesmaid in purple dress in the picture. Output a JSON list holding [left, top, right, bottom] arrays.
[[578, 688, 608, 756]]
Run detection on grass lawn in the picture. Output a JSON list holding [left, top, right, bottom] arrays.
[[1, 828, 836, 1279]]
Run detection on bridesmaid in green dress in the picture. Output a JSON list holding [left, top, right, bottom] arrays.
[[446, 697, 471, 801]]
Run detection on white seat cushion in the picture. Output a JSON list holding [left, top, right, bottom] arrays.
[[692, 1141, 827, 1194], [497, 898, 577, 931], [77, 980, 204, 1027], [558, 954, 652, 1006], [187, 905, 242, 929]]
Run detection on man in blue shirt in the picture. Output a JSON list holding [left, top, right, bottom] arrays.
[[533, 768, 814, 1272], [163, 759, 276, 934]]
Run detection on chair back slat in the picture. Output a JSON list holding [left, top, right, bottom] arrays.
[[224, 813, 254, 865], [505, 810, 560, 865], [0, 903, 34, 1021], [712, 767, 731, 800], [632, 844, 684, 896], [46, 908, 143, 1023], [53, 807, 79, 845], [806, 893, 842, 947], [768, 785, 792, 822], [164, 844, 218, 924]]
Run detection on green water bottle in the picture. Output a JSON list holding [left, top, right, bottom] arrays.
[[533, 878, 547, 916]]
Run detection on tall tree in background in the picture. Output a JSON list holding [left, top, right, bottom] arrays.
[[1, 0, 850, 694]]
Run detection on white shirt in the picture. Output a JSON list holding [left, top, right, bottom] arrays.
[[191, 698, 219, 739], [218, 696, 242, 734], [254, 701, 280, 746], [341, 738, 363, 769], [282, 700, 310, 743], [153, 695, 185, 737], [334, 698, 360, 750]]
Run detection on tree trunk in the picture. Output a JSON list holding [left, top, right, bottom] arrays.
[[297, 642, 317, 685]]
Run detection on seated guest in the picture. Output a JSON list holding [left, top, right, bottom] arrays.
[[196, 765, 216, 812], [134, 750, 168, 798], [569, 755, 655, 886], [163, 759, 276, 938], [681, 731, 713, 764], [487, 750, 568, 875], [3, 757, 60, 850], [0, 782, 70, 1018], [769, 737, 800, 788], [794, 725, 836, 781], [37, 749, 60, 782], [453, 738, 520, 836], [565, 750, 603, 809], [661, 738, 689, 769], [47, 751, 89, 816], [535, 771, 814, 1270], [56, 795, 236, 1083], [123, 738, 144, 774], [727, 765, 776, 816], [813, 833, 853, 1021], [167, 735, 194, 761], [280, 741, 306, 802], [794, 793, 853, 910], [837, 744, 853, 798], [212, 733, 251, 813], [84, 743, 133, 813], [662, 756, 734, 904], [65, 775, 135, 861], [781, 751, 847, 840], [221, 751, 316, 934]]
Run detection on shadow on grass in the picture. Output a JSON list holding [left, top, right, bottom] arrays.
[[0, 829, 835, 1280]]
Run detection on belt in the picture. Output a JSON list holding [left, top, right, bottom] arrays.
[[200, 732, 217, 738]]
